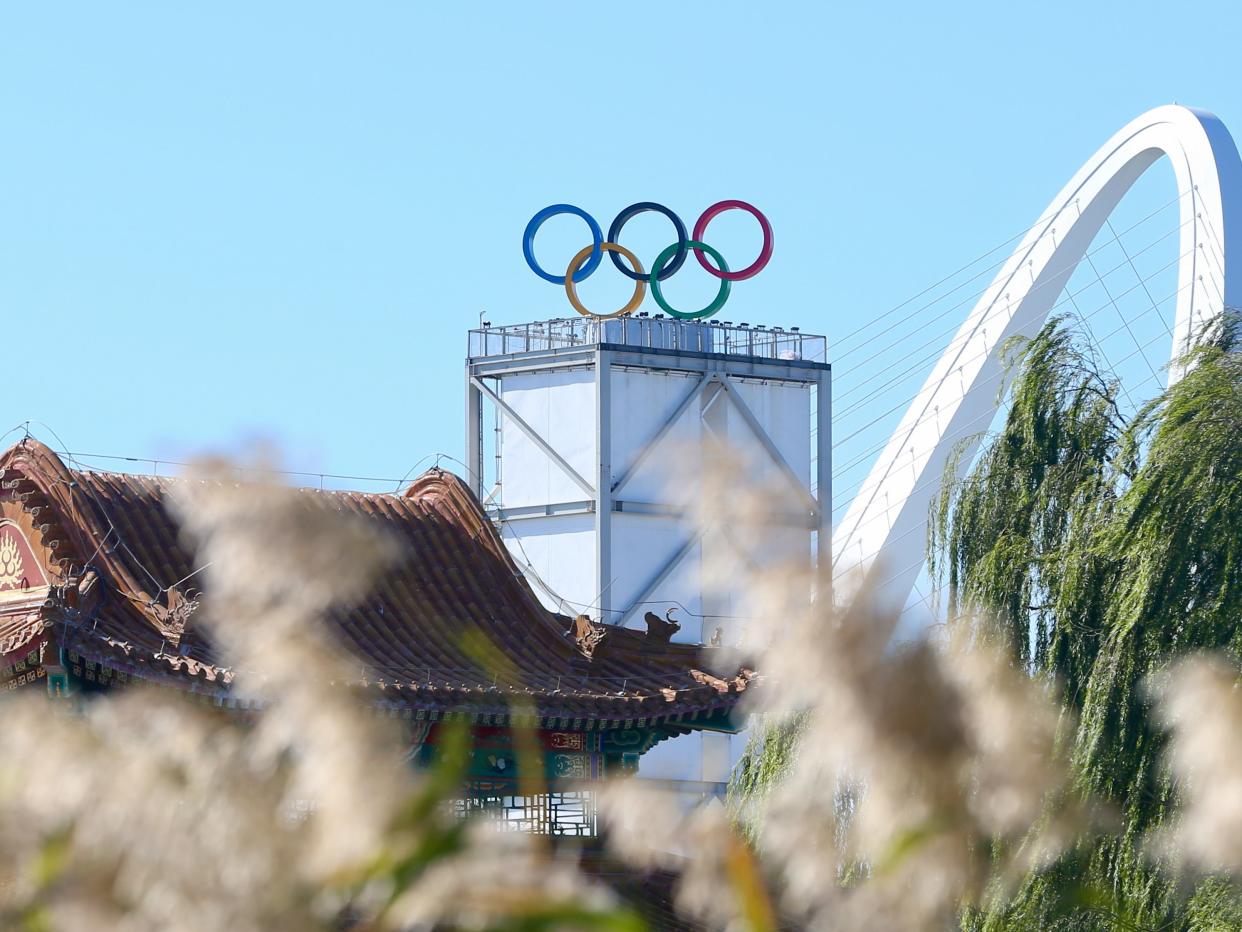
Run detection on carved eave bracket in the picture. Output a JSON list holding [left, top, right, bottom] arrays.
[[571, 613, 607, 659], [0, 465, 82, 600], [150, 587, 200, 645]]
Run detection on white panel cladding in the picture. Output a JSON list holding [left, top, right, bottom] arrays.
[[607, 516, 809, 645], [609, 368, 705, 504], [494, 365, 820, 627], [638, 731, 705, 781], [610, 513, 704, 642], [500, 369, 596, 509], [698, 523, 813, 642], [725, 379, 812, 490], [499, 513, 595, 615], [700, 733, 732, 783], [637, 731, 749, 783]]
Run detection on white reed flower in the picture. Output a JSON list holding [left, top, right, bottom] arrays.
[[1151, 654, 1242, 876]]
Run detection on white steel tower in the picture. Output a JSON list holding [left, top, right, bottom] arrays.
[[465, 316, 830, 789]]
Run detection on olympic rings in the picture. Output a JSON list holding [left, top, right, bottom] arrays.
[[523, 204, 603, 284], [564, 242, 646, 320], [607, 202, 687, 282], [523, 200, 771, 319], [692, 199, 773, 281], [650, 241, 730, 320]]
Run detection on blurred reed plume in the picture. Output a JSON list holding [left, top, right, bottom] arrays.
[[599, 453, 1084, 931], [0, 459, 623, 931], [0, 445, 1240, 931]]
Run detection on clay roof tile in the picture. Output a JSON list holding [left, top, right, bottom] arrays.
[[0, 440, 748, 726]]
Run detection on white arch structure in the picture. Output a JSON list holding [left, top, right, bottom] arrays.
[[832, 105, 1242, 607]]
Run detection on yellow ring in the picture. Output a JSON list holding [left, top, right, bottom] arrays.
[[564, 242, 646, 319]]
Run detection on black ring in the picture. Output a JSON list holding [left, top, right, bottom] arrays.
[[607, 202, 688, 282]]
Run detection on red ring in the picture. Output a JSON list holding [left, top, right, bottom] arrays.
[[691, 200, 773, 281]]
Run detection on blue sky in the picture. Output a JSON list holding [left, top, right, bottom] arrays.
[[3, 1, 1240, 500]]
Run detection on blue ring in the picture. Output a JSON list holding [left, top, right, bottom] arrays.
[[522, 204, 603, 284]]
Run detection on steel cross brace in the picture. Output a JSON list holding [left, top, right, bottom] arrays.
[[469, 376, 596, 498]]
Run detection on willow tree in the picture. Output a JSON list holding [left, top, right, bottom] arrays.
[[932, 313, 1242, 929]]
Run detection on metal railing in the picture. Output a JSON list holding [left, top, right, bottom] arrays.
[[468, 316, 827, 364]]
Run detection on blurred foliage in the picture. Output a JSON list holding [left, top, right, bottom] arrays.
[[731, 312, 1242, 929], [931, 313, 1242, 929]]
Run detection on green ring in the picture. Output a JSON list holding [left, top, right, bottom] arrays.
[[649, 240, 731, 319]]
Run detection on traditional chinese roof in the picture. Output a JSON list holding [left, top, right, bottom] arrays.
[[0, 439, 752, 729]]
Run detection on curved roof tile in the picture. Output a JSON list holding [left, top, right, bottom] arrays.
[[0, 439, 753, 727]]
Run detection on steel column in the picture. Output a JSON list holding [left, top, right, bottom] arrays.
[[817, 369, 832, 597], [465, 368, 483, 499], [595, 349, 613, 619]]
